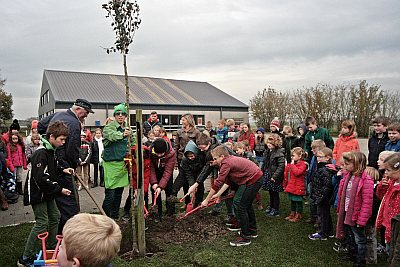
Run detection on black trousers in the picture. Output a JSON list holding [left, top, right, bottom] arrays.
[[55, 173, 79, 234], [92, 163, 104, 186], [268, 190, 280, 211], [318, 203, 333, 237]]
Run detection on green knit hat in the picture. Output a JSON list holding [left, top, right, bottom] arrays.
[[113, 103, 127, 116]]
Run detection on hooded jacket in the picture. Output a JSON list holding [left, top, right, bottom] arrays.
[[150, 141, 176, 189], [23, 138, 62, 206], [385, 140, 400, 152], [311, 162, 337, 205], [175, 126, 201, 163], [283, 135, 299, 163], [180, 140, 205, 185], [333, 132, 360, 166], [262, 147, 285, 184], [283, 160, 307, 196], [143, 118, 162, 137]]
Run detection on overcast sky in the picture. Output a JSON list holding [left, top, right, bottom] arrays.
[[1, 0, 399, 119]]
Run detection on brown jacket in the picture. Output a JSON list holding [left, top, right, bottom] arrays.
[[174, 127, 201, 162]]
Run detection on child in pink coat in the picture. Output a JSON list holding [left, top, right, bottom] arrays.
[[336, 151, 374, 266], [7, 133, 27, 195], [375, 153, 400, 249]]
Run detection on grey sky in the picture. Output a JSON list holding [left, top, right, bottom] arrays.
[[1, 0, 399, 119]]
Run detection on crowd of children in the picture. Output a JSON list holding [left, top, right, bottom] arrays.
[[2, 112, 400, 266]]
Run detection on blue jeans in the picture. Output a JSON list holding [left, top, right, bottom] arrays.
[[102, 187, 124, 219], [347, 225, 367, 265]]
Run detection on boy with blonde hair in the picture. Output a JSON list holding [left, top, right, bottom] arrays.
[[57, 213, 122, 267]]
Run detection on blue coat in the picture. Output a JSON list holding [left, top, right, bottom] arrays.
[[385, 140, 400, 152]]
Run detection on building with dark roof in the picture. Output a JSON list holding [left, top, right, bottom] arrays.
[[39, 70, 249, 130]]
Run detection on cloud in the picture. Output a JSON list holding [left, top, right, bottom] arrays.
[[0, 0, 399, 119]]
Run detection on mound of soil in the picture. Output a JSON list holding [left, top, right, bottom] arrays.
[[118, 210, 230, 260]]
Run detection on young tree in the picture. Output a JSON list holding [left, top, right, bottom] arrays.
[[102, 0, 143, 255], [0, 72, 13, 125]]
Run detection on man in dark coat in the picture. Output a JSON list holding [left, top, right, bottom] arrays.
[[38, 99, 94, 233], [143, 111, 162, 137]]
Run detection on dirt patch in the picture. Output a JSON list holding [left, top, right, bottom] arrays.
[[118, 210, 230, 260]]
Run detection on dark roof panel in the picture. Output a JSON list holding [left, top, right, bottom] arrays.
[[44, 70, 248, 108]]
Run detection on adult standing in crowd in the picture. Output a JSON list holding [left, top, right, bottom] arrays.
[[174, 113, 201, 206], [38, 98, 94, 233], [101, 104, 135, 219], [143, 111, 162, 137]]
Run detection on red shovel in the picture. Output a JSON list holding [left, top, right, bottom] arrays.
[[52, 235, 63, 259], [37, 232, 49, 260]]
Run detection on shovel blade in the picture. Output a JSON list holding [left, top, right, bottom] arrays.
[[185, 203, 193, 212]]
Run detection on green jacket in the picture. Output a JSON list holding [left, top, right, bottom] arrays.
[[304, 127, 334, 161], [102, 120, 136, 162]]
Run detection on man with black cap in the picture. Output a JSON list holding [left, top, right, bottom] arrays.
[[38, 98, 94, 233], [150, 137, 176, 220]]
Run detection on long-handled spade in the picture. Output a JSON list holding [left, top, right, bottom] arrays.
[[177, 194, 234, 221], [74, 173, 106, 216]]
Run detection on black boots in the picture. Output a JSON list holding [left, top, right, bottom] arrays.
[[16, 182, 23, 195]]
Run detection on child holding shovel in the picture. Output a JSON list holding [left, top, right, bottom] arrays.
[[150, 138, 176, 220], [18, 121, 74, 267], [201, 145, 263, 247]]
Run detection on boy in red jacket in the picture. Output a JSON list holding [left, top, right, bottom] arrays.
[[202, 145, 263, 247]]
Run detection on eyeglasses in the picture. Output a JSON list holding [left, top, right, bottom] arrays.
[[115, 112, 127, 116]]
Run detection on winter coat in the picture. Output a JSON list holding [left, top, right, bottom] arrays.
[[26, 144, 40, 164], [38, 109, 81, 169], [150, 141, 176, 189], [311, 162, 337, 205], [389, 214, 400, 266], [368, 131, 389, 169], [131, 145, 151, 194], [196, 137, 221, 184], [7, 143, 27, 170], [102, 119, 134, 162], [216, 127, 228, 144], [238, 132, 255, 151], [304, 127, 334, 161], [78, 140, 91, 164], [283, 135, 299, 163], [227, 128, 239, 142], [23, 138, 62, 206], [175, 126, 201, 163], [337, 170, 374, 227], [376, 179, 400, 242], [333, 132, 360, 166], [180, 140, 205, 186], [212, 155, 263, 191], [262, 147, 285, 185], [90, 139, 99, 164], [254, 135, 267, 157], [143, 118, 162, 137], [385, 140, 400, 152], [283, 160, 307, 196]]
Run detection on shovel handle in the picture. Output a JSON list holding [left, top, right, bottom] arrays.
[[52, 235, 63, 259], [38, 232, 49, 260]]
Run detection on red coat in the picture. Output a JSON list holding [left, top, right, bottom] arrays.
[[375, 179, 400, 242], [150, 145, 176, 189], [283, 160, 307, 196], [337, 170, 374, 227], [238, 132, 255, 151], [131, 146, 151, 194], [7, 143, 27, 170], [333, 133, 360, 166]]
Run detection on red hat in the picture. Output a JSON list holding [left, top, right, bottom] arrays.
[[31, 120, 38, 130], [270, 117, 280, 130]]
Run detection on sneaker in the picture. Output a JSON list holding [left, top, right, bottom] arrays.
[[166, 195, 180, 203], [17, 256, 33, 267], [225, 218, 235, 227], [238, 230, 258, 238], [266, 209, 279, 217], [229, 237, 251, 247], [265, 206, 271, 214], [308, 232, 327, 241], [227, 223, 241, 232], [328, 234, 335, 238]]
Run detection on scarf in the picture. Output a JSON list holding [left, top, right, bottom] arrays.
[[336, 173, 361, 239]]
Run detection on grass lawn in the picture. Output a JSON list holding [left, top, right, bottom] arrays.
[[0, 191, 388, 267]]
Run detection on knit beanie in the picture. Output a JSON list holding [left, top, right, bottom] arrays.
[[152, 138, 168, 154], [31, 120, 38, 130], [10, 119, 20, 132], [256, 127, 265, 134], [113, 103, 128, 116], [270, 117, 280, 131]]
